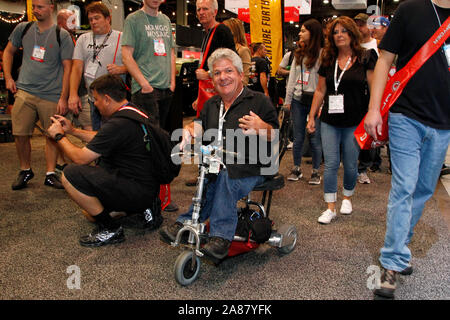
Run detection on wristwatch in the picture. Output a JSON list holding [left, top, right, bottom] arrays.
[[54, 133, 65, 142]]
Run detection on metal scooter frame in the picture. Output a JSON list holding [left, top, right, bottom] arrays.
[[170, 142, 297, 286]]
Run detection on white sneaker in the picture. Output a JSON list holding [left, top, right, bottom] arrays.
[[286, 141, 293, 150], [318, 209, 336, 224], [340, 199, 352, 215], [357, 172, 371, 184]]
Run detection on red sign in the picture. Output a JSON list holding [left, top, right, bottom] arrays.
[[238, 7, 299, 24]]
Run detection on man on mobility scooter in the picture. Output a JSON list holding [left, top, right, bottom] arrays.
[[159, 48, 279, 260]]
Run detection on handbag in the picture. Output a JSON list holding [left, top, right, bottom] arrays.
[[196, 25, 219, 117], [298, 57, 314, 107], [354, 16, 450, 150]]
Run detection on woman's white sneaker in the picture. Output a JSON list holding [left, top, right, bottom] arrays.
[[318, 209, 336, 224], [340, 199, 353, 215]]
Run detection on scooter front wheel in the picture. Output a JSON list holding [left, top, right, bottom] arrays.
[[174, 250, 201, 286]]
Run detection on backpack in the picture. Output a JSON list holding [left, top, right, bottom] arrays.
[[113, 105, 181, 185], [21, 21, 61, 47]]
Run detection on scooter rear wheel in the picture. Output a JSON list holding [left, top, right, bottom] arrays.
[[174, 250, 201, 286], [277, 224, 298, 254]]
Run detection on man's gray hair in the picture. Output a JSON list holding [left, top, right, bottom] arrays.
[[211, 0, 218, 10], [207, 48, 243, 74]]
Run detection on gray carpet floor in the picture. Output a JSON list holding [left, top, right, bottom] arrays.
[[0, 133, 449, 300]]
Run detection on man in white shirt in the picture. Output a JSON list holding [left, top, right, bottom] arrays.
[[354, 13, 380, 184], [354, 13, 379, 54], [69, 1, 126, 131]]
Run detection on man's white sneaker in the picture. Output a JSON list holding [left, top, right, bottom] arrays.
[[340, 199, 353, 215], [318, 209, 336, 224]]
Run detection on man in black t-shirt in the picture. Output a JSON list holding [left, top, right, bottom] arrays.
[[47, 75, 161, 247], [248, 42, 270, 96], [365, 0, 450, 299], [160, 49, 279, 261]]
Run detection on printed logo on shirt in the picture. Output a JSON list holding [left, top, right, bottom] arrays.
[[87, 43, 109, 50], [145, 24, 170, 38]]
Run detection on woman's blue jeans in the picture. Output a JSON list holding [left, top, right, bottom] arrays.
[[291, 98, 322, 169], [380, 112, 450, 272], [320, 122, 360, 203], [177, 170, 265, 241]]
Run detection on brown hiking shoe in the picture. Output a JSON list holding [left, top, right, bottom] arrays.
[[201, 237, 231, 261], [374, 268, 397, 299], [159, 222, 186, 244]]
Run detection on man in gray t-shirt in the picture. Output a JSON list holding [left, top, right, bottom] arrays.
[[69, 1, 126, 131], [3, 0, 73, 191]]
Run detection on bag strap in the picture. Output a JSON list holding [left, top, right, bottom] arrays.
[[199, 24, 219, 69], [113, 32, 121, 64], [115, 104, 151, 151], [378, 16, 450, 116], [21, 21, 34, 42]]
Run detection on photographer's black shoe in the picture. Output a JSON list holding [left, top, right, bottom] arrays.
[[159, 222, 186, 244], [143, 208, 163, 230], [79, 225, 125, 247], [12, 169, 34, 190], [163, 202, 179, 212], [201, 237, 231, 261], [44, 173, 64, 189]]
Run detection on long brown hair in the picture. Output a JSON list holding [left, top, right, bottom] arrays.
[[294, 19, 324, 69], [223, 18, 248, 47], [321, 16, 364, 67]]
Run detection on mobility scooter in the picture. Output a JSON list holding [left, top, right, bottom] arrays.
[[168, 108, 297, 286]]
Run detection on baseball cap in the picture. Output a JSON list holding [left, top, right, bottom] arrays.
[[368, 16, 390, 29], [373, 16, 390, 27], [354, 13, 369, 22]]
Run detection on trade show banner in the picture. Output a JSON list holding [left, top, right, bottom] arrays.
[[249, 0, 283, 77], [26, 0, 36, 21]]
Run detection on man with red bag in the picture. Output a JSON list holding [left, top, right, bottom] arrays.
[[191, 0, 235, 115], [364, 0, 450, 299]]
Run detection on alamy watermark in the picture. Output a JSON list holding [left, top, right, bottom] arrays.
[[66, 265, 81, 290], [170, 125, 281, 176], [366, 265, 381, 290]]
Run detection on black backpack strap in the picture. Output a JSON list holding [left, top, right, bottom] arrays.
[[22, 22, 61, 47], [56, 25, 61, 47], [288, 49, 295, 66], [21, 21, 34, 42], [112, 106, 152, 150]]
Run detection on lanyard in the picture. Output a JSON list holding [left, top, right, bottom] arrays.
[[217, 88, 244, 146], [92, 30, 112, 65], [34, 25, 53, 49], [431, 0, 443, 25], [431, 0, 449, 44], [217, 101, 226, 148], [334, 56, 352, 94]]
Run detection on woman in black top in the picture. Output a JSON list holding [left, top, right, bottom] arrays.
[[306, 16, 377, 224]]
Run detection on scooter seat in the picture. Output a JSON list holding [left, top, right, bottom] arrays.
[[253, 174, 285, 191]]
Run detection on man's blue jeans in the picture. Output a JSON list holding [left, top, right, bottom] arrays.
[[291, 98, 322, 169], [321, 122, 360, 202], [177, 170, 265, 241], [380, 112, 450, 272], [88, 98, 102, 131]]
